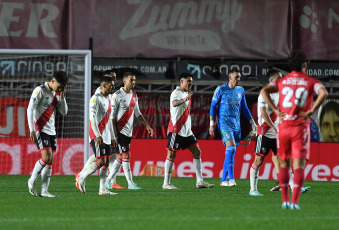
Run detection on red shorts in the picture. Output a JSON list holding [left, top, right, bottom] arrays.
[[277, 124, 310, 161]]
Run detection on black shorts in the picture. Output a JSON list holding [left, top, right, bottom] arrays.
[[35, 131, 57, 152], [90, 139, 112, 158], [254, 135, 277, 156], [166, 132, 198, 151], [116, 133, 131, 154]]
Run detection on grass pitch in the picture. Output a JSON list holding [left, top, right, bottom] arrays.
[[0, 175, 338, 230]]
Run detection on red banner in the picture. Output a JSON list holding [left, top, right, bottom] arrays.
[[1, 138, 339, 181]]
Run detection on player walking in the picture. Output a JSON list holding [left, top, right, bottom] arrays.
[[163, 72, 215, 189], [261, 50, 328, 209], [27, 70, 68, 197], [105, 72, 154, 190], [210, 68, 257, 187], [75, 76, 116, 195]]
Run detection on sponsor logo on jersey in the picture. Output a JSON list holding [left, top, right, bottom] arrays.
[[238, 93, 241, 98]]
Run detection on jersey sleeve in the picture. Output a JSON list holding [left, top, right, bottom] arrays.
[[57, 97, 68, 116], [170, 89, 182, 104], [313, 79, 325, 95], [111, 93, 119, 120], [210, 86, 221, 116], [134, 94, 142, 118], [27, 86, 42, 132], [240, 89, 252, 119], [89, 95, 101, 138]]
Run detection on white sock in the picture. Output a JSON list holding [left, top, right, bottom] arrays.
[[109, 155, 117, 184], [29, 159, 46, 183], [289, 169, 294, 189], [164, 158, 174, 185], [80, 162, 101, 181], [106, 159, 122, 182], [41, 164, 52, 193], [122, 158, 133, 186], [250, 164, 259, 192], [193, 157, 203, 184], [80, 155, 96, 175], [99, 166, 108, 192]]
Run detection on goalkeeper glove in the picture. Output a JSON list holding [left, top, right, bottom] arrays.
[[249, 118, 258, 134]]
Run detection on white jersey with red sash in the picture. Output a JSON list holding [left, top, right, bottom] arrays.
[[168, 86, 193, 137], [257, 92, 279, 138], [89, 92, 114, 145], [27, 82, 68, 135], [111, 87, 141, 137]]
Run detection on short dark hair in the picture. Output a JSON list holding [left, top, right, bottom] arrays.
[[288, 50, 307, 72], [103, 70, 114, 77], [100, 76, 113, 84], [179, 72, 193, 81], [229, 68, 240, 74], [53, 70, 68, 85], [123, 71, 135, 80], [320, 101, 339, 125], [266, 69, 280, 80]]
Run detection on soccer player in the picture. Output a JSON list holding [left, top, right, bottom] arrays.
[[105, 72, 154, 190], [76, 70, 125, 190], [210, 69, 257, 187], [75, 75, 116, 195], [27, 70, 68, 197], [249, 69, 281, 196], [261, 50, 328, 210], [163, 72, 215, 189]]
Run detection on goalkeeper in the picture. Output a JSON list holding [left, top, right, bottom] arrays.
[[209, 69, 257, 187]]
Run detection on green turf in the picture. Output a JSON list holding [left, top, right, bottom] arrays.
[[0, 175, 338, 230]]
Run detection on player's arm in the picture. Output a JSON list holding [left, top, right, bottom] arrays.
[[111, 94, 119, 141], [27, 87, 42, 143], [260, 84, 283, 118], [57, 88, 68, 116], [299, 86, 328, 119], [89, 95, 103, 145], [209, 86, 221, 137], [172, 92, 193, 107], [240, 90, 257, 133], [134, 98, 154, 137], [260, 106, 277, 133]]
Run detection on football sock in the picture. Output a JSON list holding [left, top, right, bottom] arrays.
[[41, 164, 52, 193], [29, 158, 46, 183], [80, 155, 96, 175], [279, 167, 290, 203], [164, 157, 174, 185], [222, 145, 236, 181], [99, 166, 108, 192], [109, 153, 117, 184], [289, 169, 294, 189], [122, 158, 133, 186], [250, 163, 259, 191], [80, 162, 101, 181], [291, 168, 304, 204], [193, 156, 203, 184], [106, 158, 122, 182]]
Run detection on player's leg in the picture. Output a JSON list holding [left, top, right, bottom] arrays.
[[106, 155, 122, 187], [28, 131, 52, 197], [187, 143, 214, 189], [270, 154, 281, 191], [225, 139, 237, 186], [109, 152, 125, 189], [277, 127, 292, 209], [78, 154, 96, 177], [163, 132, 179, 189], [98, 146, 117, 195], [121, 152, 140, 189], [40, 136, 57, 198]]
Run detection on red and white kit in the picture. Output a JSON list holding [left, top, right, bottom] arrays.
[[257, 92, 279, 138], [89, 92, 114, 145], [270, 71, 324, 160], [111, 87, 141, 137], [27, 82, 68, 135], [168, 86, 193, 137]]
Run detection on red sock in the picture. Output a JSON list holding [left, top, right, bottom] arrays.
[[277, 173, 280, 183], [291, 168, 304, 204], [278, 167, 290, 203]]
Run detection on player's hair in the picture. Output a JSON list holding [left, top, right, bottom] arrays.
[[53, 70, 68, 85], [319, 101, 339, 126], [123, 71, 135, 80], [178, 72, 193, 81], [100, 76, 113, 84], [229, 68, 240, 74], [266, 69, 280, 80], [288, 50, 307, 72], [103, 70, 114, 77]]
